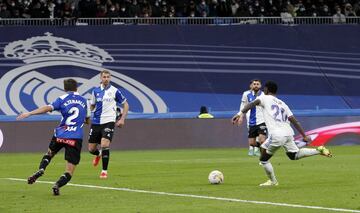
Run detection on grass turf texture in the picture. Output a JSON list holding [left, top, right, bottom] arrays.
[[0, 145, 359, 213]]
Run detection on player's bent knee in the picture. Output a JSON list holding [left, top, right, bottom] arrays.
[[47, 150, 56, 157], [286, 152, 297, 160], [260, 155, 271, 162], [88, 145, 97, 152], [89, 150, 97, 155], [259, 149, 272, 161]]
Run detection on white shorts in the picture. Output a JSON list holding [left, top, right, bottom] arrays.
[[261, 135, 299, 155]]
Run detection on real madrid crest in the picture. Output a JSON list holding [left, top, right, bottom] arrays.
[[0, 33, 167, 115]]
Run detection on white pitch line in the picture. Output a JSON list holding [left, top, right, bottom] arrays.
[[5, 178, 360, 213]]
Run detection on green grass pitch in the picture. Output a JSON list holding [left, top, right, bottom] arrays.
[[0, 145, 359, 213]]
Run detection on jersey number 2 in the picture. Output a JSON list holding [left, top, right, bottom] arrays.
[[66, 107, 79, 125]]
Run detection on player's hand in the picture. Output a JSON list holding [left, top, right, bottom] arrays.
[[231, 114, 239, 124], [231, 114, 243, 126], [16, 112, 31, 120], [303, 135, 312, 144], [84, 117, 90, 125], [116, 119, 125, 128]]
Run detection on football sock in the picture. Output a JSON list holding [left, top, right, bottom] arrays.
[[295, 148, 320, 159], [90, 149, 100, 156], [39, 154, 52, 170], [56, 172, 72, 188], [260, 161, 277, 183], [101, 148, 110, 171]]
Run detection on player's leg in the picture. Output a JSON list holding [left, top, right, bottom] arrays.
[[88, 125, 102, 166], [100, 138, 111, 179], [259, 136, 280, 186], [52, 140, 81, 196], [28, 137, 60, 184], [254, 123, 267, 156], [99, 122, 115, 179], [52, 162, 76, 196], [254, 134, 266, 156], [248, 125, 259, 156], [248, 137, 256, 156], [284, 136, 332, 160]]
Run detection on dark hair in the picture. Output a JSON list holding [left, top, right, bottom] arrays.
[[64, 79, 78, 92], [200, 106, 208, 114], [250, 79, 261, 84], [265, 81, 278, 94]]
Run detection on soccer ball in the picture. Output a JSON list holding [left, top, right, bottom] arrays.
[[208, 170, 224, 184]]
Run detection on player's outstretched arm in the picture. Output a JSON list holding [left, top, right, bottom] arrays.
[[116, 101, 129, 128], [16, 105, 53, 120], [288, 116, 312, 144], [232, 99, 261, 126]]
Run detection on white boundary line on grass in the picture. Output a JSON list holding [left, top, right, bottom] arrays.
[[5, 177, 360, 213]]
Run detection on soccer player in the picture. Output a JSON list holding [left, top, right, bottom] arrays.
[[232, 79, 267, 156], [88, 70, 129, 179], [16, 79, 90, 195], [232, 81, 332, 186]]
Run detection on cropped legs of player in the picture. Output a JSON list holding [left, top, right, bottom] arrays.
[[88, 124, 114, 179], [259, 136, 332, 186], [247, 124, 267, 157]]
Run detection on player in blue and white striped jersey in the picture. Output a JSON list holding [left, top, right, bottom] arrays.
[[88, 70, 129, 179], [232, 79, 267, 156]]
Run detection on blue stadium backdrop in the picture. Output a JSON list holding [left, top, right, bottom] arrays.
[[0, 25, 359, 119]]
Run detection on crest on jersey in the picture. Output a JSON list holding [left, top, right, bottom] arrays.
[[1, 32, 167, 115]]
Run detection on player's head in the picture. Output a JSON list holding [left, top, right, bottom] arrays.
[[100, 70, 111, 86], [63, 79, 78, 92], [264, 81, 278, 95], [250, 79, 261, 92]]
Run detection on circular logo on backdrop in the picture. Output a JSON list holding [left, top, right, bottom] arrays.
[[0, 32, 168, 115], [0, 129, 3, 149]]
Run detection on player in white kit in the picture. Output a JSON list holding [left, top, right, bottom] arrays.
[[232, 81, 332, 186]]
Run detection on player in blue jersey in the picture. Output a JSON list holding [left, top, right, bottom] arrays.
[[17, 79, 90, 195], [88, 70, 129, 179], [232, 79, 267, 156]]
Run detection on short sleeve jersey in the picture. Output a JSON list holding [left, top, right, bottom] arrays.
[[240, 90, 265, 127], [256, 95, 294, 137], [50, 92, 90, 139], [90, 84, 127, 125]]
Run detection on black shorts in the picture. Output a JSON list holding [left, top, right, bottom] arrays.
[[88, 122, 115, 144], [49, 136, 82, 165], [248, 123, 267, 138]]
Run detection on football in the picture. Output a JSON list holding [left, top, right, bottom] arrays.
[[208, 170, 224, 184]]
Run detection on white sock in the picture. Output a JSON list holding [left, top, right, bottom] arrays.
[[249, 146, 254, 151], [254, 147, 259, 152], [260, 161, 277, 183], [295, 148, 320, 160]]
